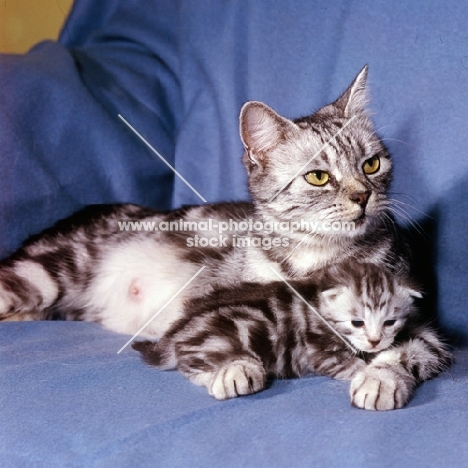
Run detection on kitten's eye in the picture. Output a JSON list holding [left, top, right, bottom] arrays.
[[384, 320, 396, 327], [362, 155, 380, 175], [351, 320, 365, 328], [305, 170, 330, 186]]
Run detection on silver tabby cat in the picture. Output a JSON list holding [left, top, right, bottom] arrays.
[[133, 263, 450, 410], [0, 66, 408, 338]]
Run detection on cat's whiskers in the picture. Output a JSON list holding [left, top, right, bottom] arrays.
[[379, 211, 399, 237], [387, 197, 434, 220], [388, 192, 429, 211], [373, 124, 396, 135], [380, 137, 411, 147], [384, 196, 433, 238], [384, 202, 427, 238]]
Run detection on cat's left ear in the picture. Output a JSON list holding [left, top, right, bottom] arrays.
[[334, 65, 369, 117], [240, 101, 296, 167]]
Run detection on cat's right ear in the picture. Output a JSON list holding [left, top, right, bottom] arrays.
[[240, 101, 296, 167]]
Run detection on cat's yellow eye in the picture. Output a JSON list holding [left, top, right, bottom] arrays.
[[362, 155, 380, 175], [305, 170, 330, 186]]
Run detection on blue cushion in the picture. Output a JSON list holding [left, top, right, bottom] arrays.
[[1, 322, 467, 467], [1, 0, 468, 466]]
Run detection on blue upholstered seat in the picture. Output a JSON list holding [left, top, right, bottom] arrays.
[[1, 1, 467, 466]]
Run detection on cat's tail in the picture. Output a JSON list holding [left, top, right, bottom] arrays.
[[132, 339, 176, 370]]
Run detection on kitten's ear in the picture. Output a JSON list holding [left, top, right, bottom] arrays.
[[334, 65, 369, 117], [405, 287, 423, 299], [320, 286, 346, 304], [240, 101, 296, 167], [397, 277, 423, 300]]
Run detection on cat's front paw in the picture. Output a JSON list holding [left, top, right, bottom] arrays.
[[209, 359, 266, 400], [350, 365, 415, 411]]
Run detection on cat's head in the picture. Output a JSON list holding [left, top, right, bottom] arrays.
[[240, 66, 391, 240], [318, 263, 421, 353]]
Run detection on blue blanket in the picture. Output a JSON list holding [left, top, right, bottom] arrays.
[[1, 1, 468, 466], [1, 322, 467, 467]]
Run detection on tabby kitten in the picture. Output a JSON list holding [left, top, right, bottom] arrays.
[[0, 66, 407, 338], [133, 263, 450, 410]]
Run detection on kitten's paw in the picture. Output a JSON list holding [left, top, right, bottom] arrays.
[[209, 359, 266, 400], [350, 365, 415, 411]]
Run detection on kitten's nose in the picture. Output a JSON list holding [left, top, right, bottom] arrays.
[[368, 338, 381, 348], [350, 190, 371, 207]]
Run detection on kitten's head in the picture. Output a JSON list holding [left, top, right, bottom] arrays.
[[318, 263, 421, 353], [240, 66, 391, 240]]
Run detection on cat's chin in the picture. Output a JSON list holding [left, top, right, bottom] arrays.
[[346, 212, 383, 238], [347, 217, 368, 237], [353, 212, 367, 224]]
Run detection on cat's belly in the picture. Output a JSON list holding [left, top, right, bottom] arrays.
[[81, 239, 200, 338]]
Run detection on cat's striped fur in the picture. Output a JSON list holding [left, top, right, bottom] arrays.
[[134, 263, 451, 410], [0, 66, 410, 338]]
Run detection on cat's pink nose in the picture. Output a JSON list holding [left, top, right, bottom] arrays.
[[350, 190, 371, 206], [368, 338, 381, 347]]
